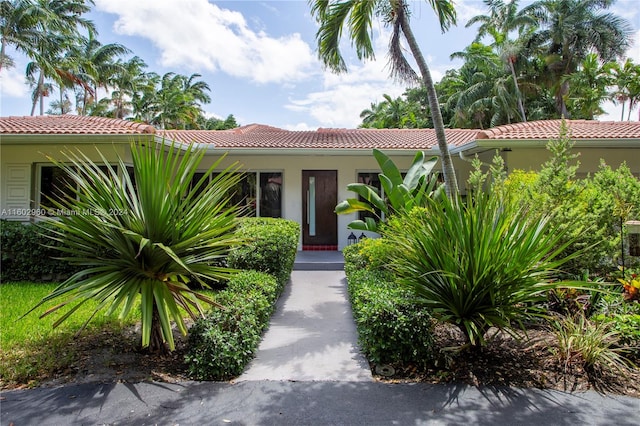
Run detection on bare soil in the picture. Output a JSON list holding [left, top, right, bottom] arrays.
[[374, 324, 640, 397], [5, 323, 639, 398]]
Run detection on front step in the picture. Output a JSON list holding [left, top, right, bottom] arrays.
[[293, 251, 344, 271]]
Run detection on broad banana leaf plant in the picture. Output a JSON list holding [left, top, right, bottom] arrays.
[[27, 140, 245, 353], [335, 149, 442, 232]]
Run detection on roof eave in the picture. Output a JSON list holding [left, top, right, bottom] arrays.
[[207, 147, 441, 156], [454, 138, 640, 154], [0, 133, 153, 144]]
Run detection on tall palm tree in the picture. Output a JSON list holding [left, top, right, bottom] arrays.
[[26, 0, 96, 115], [359, 93, 417, 129], [0, 0, 47, 73], [103, 55, 148, 119], [466, 0, 536, 122], [609, 58, 640, 121], [522, 0, 633, 117], [449, 42, 519, 128], [564, 54, 613, 119], [71, 30, 130, 115], [309, 0, 459, 196], [149, 72, 211, 129]]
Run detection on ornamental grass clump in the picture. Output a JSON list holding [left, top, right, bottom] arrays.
[[551, 314, 635, 378], [26, 141, 245, 353], [385, 190, 590, 349]]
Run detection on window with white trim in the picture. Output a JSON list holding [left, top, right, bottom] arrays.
[[194, 171, 283, 218], [37, 164, 121, 214]]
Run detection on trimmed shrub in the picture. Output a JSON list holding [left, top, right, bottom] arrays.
[[228, 218, 300, 288], [0, 220, 79, 282], [185, 271, 279, 380], [501, 130, 640, 276], [343, 237, 392, 276], [344, 244, 435, 367]]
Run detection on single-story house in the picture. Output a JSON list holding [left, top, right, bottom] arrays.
[[1, 115, 639, 250]]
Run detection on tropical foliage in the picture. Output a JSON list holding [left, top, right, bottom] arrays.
[[27, 141, 245, 352], [310, 0, 459, 195], [501, 122, 640, 276], [359, 0, 635, 129], [334, 149, 441, 232], [384, 181, 588, 348], [0, 0, 237, 129]]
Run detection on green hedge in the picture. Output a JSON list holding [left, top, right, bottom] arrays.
[[343, 243, 435, 368], [228, 217, 300, 288], [186, 218, 300, 380], [0, 220, 79, 282], [185, 271, 279, 380]]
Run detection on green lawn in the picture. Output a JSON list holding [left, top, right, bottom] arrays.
[[0, 282, 138, 387]]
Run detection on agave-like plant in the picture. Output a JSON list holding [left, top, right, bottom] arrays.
[[334, 149, 442, 232], [27, 140, 245, 352], [385, 189, 593, 349]]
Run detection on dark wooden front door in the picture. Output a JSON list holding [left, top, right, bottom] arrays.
[[302, 170, 338, 246]]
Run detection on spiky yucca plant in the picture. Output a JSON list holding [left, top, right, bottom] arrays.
[[385, 190, 591, 348], [28, 141, 244, 352]]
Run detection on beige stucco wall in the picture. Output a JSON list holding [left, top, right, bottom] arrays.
[[199, 151, 469, 250], [0, 141, 130, 222], [503, 148, 640, 176], [2, 139, 637, 250]]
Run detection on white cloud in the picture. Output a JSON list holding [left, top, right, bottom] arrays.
[[454, 0, 488, 26], [284, 22, 448, 129], [286, 31, 409, 129], [0, 66, 29, 98], [282, 122, 316, 131], [94, 0, 317, 84]]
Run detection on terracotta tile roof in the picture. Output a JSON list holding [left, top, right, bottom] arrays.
[[2, 116, 639, 150], [160, 124, 479, 150], [0, 115, 156, 135], [477, 119, 640, 140]]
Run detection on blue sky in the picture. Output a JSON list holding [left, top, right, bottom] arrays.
[[1, 0, 639, 129]]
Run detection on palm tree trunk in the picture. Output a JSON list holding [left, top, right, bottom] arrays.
[[0, 39, 7, 74], [40, 86, 45, 116], [558, 80, 570, 118], [30, 72, 44, 116], [398, 4, 458, 196], [59, 86, 65, 115], [82, 87, 88, 115], [509, 60, 527, 122]]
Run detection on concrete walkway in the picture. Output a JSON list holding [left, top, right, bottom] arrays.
[[239, 270, 372, 382]]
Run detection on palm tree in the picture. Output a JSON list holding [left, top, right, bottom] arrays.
[[564, 53, 613, 119], [449, 42, 520, 128], [0, 0, 47, 73], [466, 1, 536, 122], [359, 101, 384, 128], [71, 30, 130, 115], [609, 58, 640, 121], [24, 0, 96, 115], [147, 72, 211, 129], [104, 55, 148, 119], [359, 93, 418, 129], [310, 0, 459, 196], [522, 0, 633, 117]]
